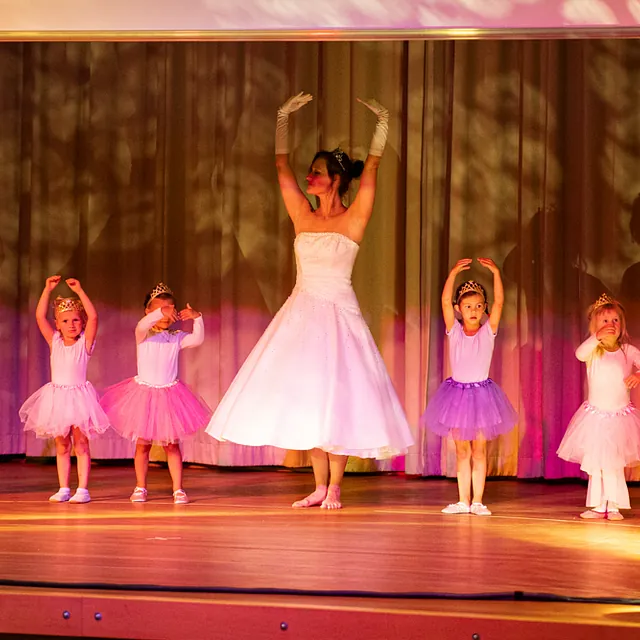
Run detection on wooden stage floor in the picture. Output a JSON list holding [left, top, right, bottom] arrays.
[[0, 459, 639, 639]]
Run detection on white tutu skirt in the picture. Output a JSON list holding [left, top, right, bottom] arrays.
[[206, 288, 414, 458], [557, 402, 640, 474], [20, 381, 110, 439]]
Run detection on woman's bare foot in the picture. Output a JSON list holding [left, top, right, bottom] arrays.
[[292, 485, 327, 508], [320, 484, 342, 510]]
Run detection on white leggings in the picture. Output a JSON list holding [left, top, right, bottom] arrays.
[[586, 468, 630, 510]]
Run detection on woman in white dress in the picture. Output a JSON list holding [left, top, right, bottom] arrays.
[[206, 93, 414, 509]]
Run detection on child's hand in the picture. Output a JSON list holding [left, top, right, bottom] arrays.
[[450, 258, 472, 276], [161, 305, 179, 323], [65, 278, 83, 293], [45, 275, 61, 291], [596, 325, 617, 340], [477, 258, 499, 274], [179, 303, 201, 321], [625, 373, 640, 389]]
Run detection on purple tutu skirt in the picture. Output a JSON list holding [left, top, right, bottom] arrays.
[[557, 402, 640, 475], [421, 377, 517, 441], [100, 377, 211, 445]]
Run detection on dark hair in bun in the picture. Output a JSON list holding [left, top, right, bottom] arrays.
[[311, 148, 364, 197]]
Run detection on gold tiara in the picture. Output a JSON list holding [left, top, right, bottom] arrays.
[[592, 292, 616, 313], [147, 282, 173, 303], [456, 280, 485, 302], [53, 297, 85, 316]]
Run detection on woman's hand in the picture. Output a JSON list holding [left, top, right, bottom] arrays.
[[279, 92, 313, 115], [357, 98, 389, 119]]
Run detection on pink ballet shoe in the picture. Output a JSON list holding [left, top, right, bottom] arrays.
[[69, 488, 91, 504], [580, 509, 606, 519], [441, 501, 471, 514], [470, 502, 491, 516], [49, 488, 71, 503], [173, 489, 189, 505], [130, 487, 148, 503]]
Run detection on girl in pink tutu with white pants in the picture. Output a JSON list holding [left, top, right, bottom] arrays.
[[20, 276, 109, 503], [557, 294, 640, 520], [101, 283, 211, 504]]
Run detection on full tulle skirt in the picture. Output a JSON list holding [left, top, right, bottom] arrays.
[[101, 377, 211, 445], [20, 381, 110, 439], [206, 288, 414, 458], [421, 377, 517, 441], [557, 402, 640, 474]]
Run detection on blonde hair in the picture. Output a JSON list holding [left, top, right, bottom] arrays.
[[587, 300, 629, 361]]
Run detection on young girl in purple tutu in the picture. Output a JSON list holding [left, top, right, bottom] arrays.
[[422, 258, 517, 516], [20, 276, 110, 503], [557, 294, 640, 520], [101, 283, 211, 504]]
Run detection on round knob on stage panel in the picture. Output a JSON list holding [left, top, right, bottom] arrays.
[[472, 634, 480, 640], [62, 611, 71, 620], [94, 612, 103, 621], [280, 621, 288, 631]]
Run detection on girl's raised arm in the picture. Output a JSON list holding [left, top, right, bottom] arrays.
[[478, 258, 504, 334], [65, 279, 98, 353], [36, 276, 61, 346], [442, 260, 472, 332]]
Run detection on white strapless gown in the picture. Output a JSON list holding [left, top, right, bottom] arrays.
[[206, 232, 414, 458]]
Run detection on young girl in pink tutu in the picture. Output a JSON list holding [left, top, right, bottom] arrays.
[[100, 283, 210, 504], [20, 276, 109, 503], [422, 258, 517, 516], [557, 294, 640, 520]]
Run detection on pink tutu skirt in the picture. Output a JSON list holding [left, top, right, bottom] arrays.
[[20, 381, 110, 439], [557, 402, 640, 475], [100, 376, 211, 444]]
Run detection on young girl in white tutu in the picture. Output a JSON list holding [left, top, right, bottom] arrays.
[[100, 283, 210, 504], [421, 258, 517, 516], [20, 276, 109, 503], [557, 294, 640, 520], [206, 93, 414, 509]]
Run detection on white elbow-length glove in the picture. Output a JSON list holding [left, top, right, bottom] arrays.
[[275, 92, 313, 155], [357, 98, 390, 157]]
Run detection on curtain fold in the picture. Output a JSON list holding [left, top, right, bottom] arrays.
[[1, 40, 639, 480]]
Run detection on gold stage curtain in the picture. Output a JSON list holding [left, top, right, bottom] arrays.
[[1, 40, 639, 479]]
